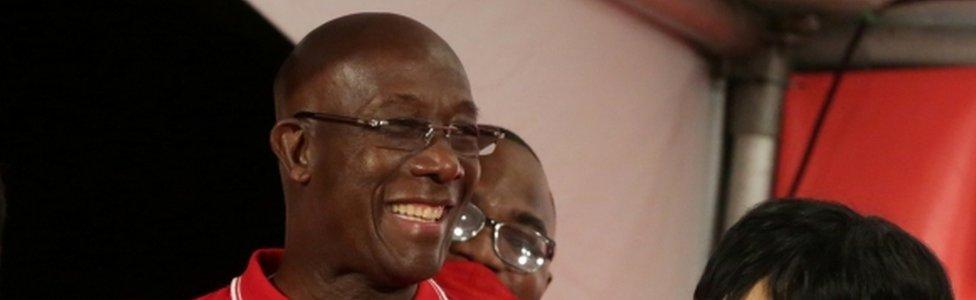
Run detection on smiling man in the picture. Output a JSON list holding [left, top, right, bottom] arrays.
[[199, 13, 499, 300]]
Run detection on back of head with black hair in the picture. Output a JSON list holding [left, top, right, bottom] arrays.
[[695, 199, 953, 300]]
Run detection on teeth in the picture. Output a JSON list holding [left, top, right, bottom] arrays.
[[390, 203, 444, 221]]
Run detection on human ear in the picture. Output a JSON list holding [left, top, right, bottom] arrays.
[[270, 119, 311, 183]]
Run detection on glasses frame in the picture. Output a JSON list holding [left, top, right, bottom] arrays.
[[292, 111, 505, 157], [459, 202, 556, 273]]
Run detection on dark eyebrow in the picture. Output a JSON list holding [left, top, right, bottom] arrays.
[[456, 100, 478, 119], [389, 93, 428, 109], [514, 211, 548, 236], [394, 93, 421, 102]]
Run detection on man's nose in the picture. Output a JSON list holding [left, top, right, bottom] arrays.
[[409, 138, 464, 183], [449, 231, 505, 273]]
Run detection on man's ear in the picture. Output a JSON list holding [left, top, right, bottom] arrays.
[[270, 119, 311, 183]]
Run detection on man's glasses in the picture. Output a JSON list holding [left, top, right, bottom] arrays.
[[451, 202, 556, 273], [293, 111, 505, 157]]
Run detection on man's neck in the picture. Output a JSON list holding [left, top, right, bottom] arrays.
[[273, 254, 418, 300]]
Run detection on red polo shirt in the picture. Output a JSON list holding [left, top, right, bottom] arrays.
[[196, 249, 448, 300], [434, 260, 517, 300]]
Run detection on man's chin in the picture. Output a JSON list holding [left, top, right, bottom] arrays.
[[375, 251, 444, 286], [372, 206, 453, 285]]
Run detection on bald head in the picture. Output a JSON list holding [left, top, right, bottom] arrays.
[[273, 13, 469, 119], [267, 13, 482, 296]]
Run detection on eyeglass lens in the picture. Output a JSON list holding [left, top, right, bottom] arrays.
[[494, 224, 548, 272], [452, 202, 486, 242], [374, 120, 487, 157], [451, 202, 550, 272]]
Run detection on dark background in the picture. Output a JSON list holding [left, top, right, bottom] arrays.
[[1, 1, 293, 298]]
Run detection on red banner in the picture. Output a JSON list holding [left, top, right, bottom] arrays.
[[777, 67, 976, 299]]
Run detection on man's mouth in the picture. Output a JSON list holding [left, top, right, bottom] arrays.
[[389, 203, 446, 222]]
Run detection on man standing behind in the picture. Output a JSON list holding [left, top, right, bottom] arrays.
[[200, 13, 499, 300], [437, 129, 557, 300]]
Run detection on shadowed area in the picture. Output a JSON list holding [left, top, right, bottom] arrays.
[[0, 1, 293, 298]]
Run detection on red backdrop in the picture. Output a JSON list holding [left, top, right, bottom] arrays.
[[776, 67, 976, 299]]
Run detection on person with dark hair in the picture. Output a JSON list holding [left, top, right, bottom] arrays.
[[695, 199, 953, 300], [435, 127, 556, 300], [199, 12, 501, 300]]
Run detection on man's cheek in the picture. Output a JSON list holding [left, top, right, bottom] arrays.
[[359, 148, 406, 184], [360, 151, 385, 173], [461, 160, 481, 195]]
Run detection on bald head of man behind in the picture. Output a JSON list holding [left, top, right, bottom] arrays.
[[243, 13, 484, 299]]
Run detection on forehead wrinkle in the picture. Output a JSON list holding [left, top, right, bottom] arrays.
[[369, 93, 431, 117], [341, 57, 471, 120]]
